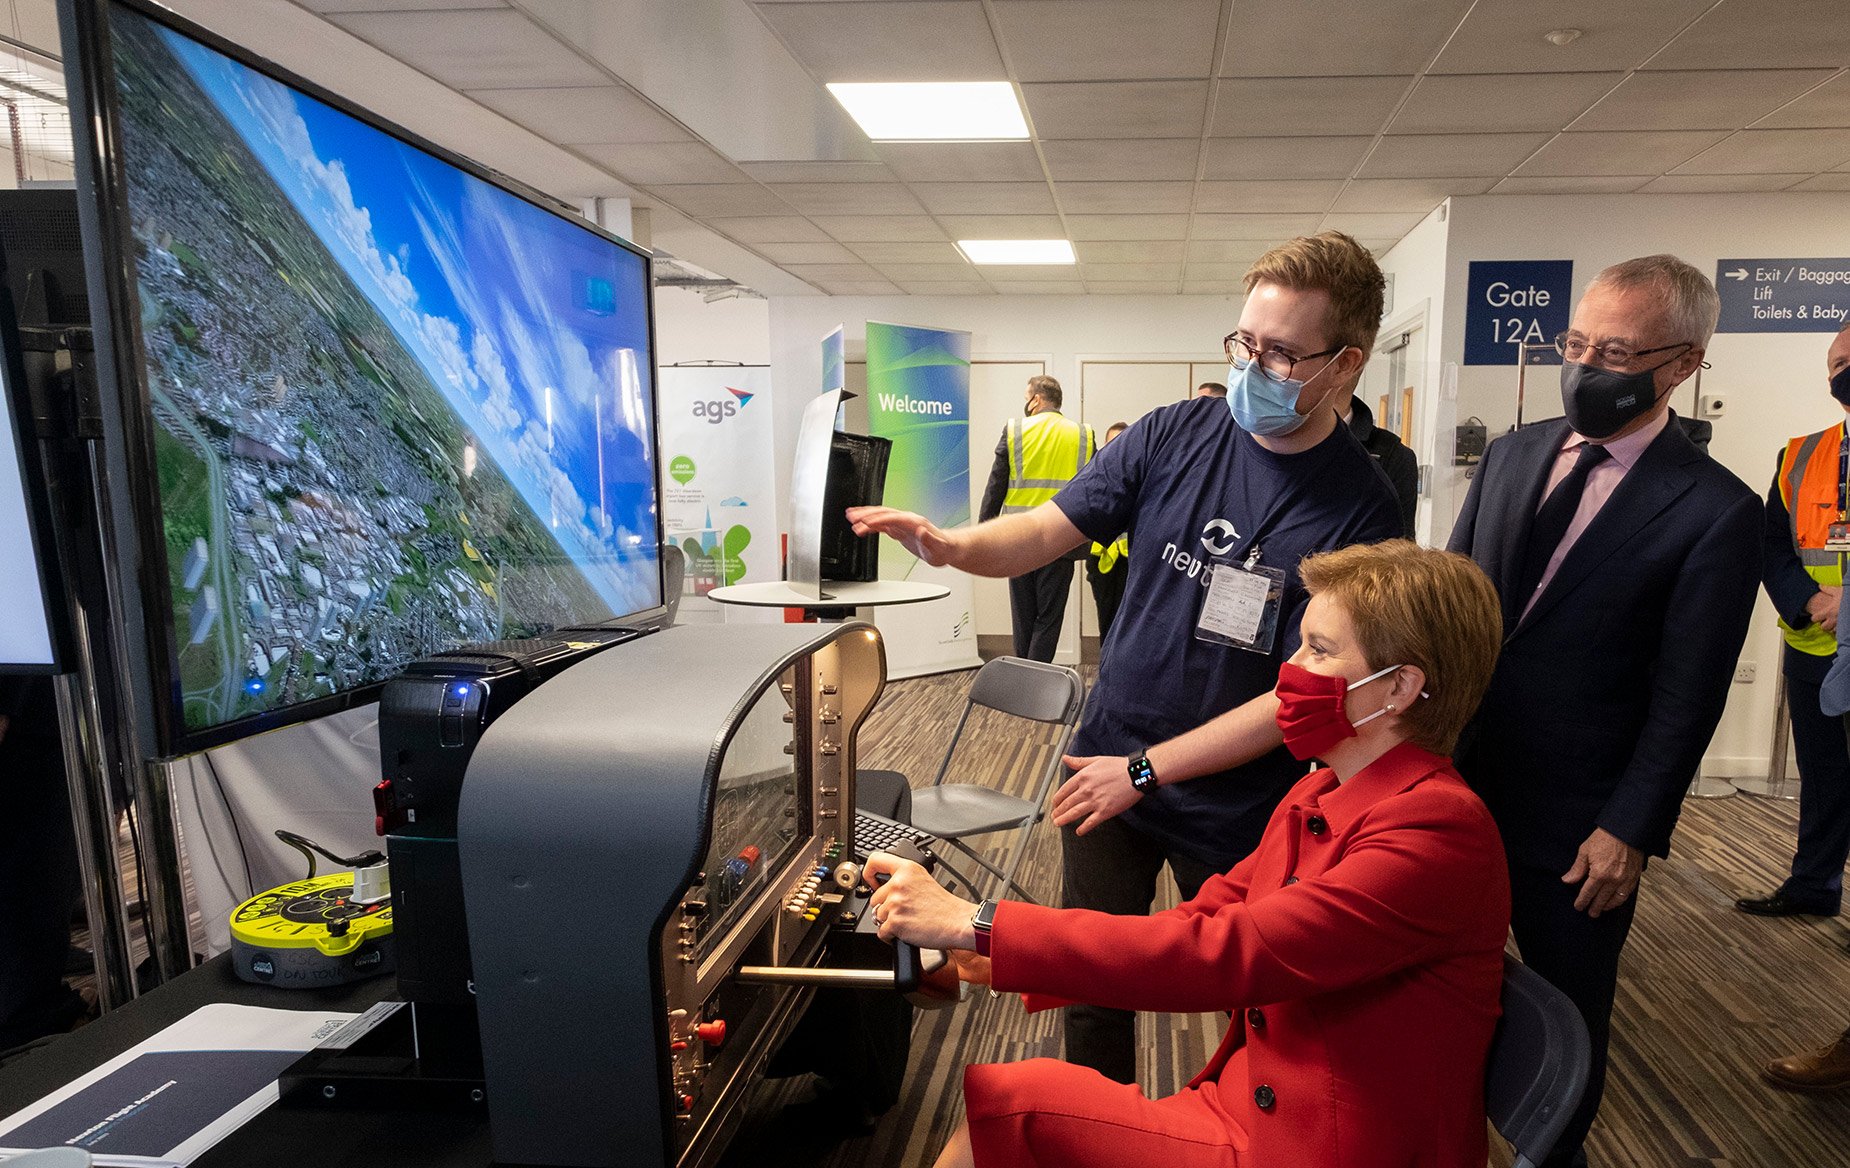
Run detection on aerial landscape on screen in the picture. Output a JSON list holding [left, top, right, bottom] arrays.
[[110, 8, 660, 734]]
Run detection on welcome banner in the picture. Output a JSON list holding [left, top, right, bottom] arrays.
[[864, 321, 980, 676], [657, 366, 777, 617]]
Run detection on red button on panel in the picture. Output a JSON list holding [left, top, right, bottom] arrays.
[[372, 780, 394, 836], [695, 1020, 727, 1048]]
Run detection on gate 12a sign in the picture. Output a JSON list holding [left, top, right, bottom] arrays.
[[1464, 260, 1574, 366]]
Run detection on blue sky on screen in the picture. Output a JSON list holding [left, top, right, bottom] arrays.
[[157, 23, 659, 615]]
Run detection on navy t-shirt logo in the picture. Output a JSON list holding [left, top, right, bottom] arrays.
[[1200, 518, 1239, 555]]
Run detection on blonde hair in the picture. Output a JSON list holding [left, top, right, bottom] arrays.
[[1244, 231, 1386, 353], [1297, 540, 1502, 756]]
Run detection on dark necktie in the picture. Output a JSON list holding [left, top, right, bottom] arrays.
[[1515, 442, 1611, 608]]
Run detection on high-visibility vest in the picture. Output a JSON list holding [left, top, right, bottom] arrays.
[[1777, 422, 1846, 656], [1002, 411, 1096, 514], [1091, 533, 1129, 574]]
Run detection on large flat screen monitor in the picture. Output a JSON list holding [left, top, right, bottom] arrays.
[[64, 0, 665, 752], [0, 277, 62, 674]]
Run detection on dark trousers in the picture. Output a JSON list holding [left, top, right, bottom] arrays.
[[1059, 816, 1222, 1084], [1508, 861, 1640, 1168], [1009, 559, 1073, 663], [1086, 562, 1126, 641], [0, 683, 85, 1048], [1782, 669, 1850, 907]]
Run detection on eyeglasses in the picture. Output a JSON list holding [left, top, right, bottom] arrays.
[[1223, 334, 1346, 384], [1553, 332, 1692, 371]]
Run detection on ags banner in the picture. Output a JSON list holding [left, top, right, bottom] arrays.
[[864, 321, 980, 676], [657, 366, 777, 613]]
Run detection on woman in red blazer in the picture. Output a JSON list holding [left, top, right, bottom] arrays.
[[867, 539, 1512, 1168]]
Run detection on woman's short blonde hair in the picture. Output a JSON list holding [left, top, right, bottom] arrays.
[[1298, 540, 1502, 756]]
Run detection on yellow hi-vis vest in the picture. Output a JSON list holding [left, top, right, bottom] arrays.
[[1091, 533, 1129, 573], [1002, 411, 1096, 515], [1777, 422, 1846, 656]]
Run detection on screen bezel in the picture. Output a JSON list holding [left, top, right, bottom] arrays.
[[61, 0, 668, 756], [0, 261, 70, 675]]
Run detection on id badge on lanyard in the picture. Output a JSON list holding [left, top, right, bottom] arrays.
[[1195, 545, 1286, 654]]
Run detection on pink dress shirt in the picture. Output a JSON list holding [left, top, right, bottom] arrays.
[[1519, 409, 1670, 621]]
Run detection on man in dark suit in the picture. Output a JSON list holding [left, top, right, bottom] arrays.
[[1448, 254, 1760, 1168]]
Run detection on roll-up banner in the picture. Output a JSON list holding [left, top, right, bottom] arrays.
[[658, 366, 777, 621], [864, 321, 980, 676]]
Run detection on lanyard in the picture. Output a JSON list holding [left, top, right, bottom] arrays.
[[1839, 427, 1848, 518]]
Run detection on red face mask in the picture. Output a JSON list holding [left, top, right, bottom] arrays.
[[1273, 661, 1406, 761]]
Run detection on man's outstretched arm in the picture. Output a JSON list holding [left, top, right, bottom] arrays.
[[847, 502, 1087, 579]]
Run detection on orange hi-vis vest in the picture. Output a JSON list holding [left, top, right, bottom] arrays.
[[1777, 422, 1846, 656]]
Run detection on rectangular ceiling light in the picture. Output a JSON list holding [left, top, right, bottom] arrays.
[[957, 239, 1076, 265], [826, 82, 1028, 141]]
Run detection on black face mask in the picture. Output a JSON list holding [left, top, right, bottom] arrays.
[[1560, 358, 1676, 440], [1831, 365, 1850, 407]]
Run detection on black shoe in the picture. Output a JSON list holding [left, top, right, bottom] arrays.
[[1735, 890, 1840, 917]]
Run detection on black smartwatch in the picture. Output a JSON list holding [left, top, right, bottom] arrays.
[[971, 898, 998, 957], [1128, 753, 1159, 794]]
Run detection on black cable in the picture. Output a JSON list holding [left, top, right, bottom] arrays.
[[186, 755, 252, 901], [201, 750, 256, 897], [121, 798, 158, 982]]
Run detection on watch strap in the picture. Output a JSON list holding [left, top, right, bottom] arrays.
[[971, 898, 998, 957]]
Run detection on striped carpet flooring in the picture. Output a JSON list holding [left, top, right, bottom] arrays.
[[725, 668, 1850, 1168]]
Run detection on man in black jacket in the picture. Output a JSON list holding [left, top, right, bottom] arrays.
[[1345, 395, 1417, 538]]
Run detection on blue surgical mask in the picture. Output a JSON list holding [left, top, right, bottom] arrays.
[[1225, 355, 1340, 437]]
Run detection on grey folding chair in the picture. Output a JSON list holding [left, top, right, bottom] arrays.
[[904, 656, 1084, 904], [1487, 954, 1592, 1168]]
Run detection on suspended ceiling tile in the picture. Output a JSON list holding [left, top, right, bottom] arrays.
[[936, 214, 1067, 237], [750, 1, 1005, 82], [983, 265, 1088, 281], [912, 182, 1057, 214], [848, 240, 969, 262], [1572, 70, 1837, 132], [704, 216, 834, 243], [1756, 73, 1850, 130], [1074, 240, 1187, 263], [994, 281, 1088, 294], [738, 161, 897, 183], [1637, 174, 1812, 193], [1390, 73, 1623, 134], [895, 280, 994, 295], [299, 0, 509, 9], [753, 241, 867, 264], [1221, 0, 1476, 77], [1081, 262, 1185, 281], [326, 10, 610, 89], [1791, 174, 1850, 191], [1334, 177, 1497, 212], [875, 141, 1047, 182], [818, 280, 904, 295], [1672, 129, 1850, 176], [1194, 180, 1344, 213], [1648, 0, 1850, 70], [1184, 281, 1246, 294], [1320, 211, 1428, 236], [1187, 239, 1270, 263], [1042, 139, 1201, 181], [1512, 130, 1729, 175], [1022, 81, 1210, 139], [1064, 214, 1192, 240], [1086, 281, 1181, 294], [872, 263, 982, 281], [1360, 133, 1548, 178], [1185, 262, 1255, 281], [577, 142, 747, 185], [468, 86, 692, 145], [814, 215, 949, 241], [765, 183, 926, 214], [1057, 182, 1194, 215], [1209, 76, 1413, 138], [783, 262, 886, 281], [1488, 175, 1654, 194], [644, 183, 798, 216], [992, 0, 1219, 82], [1190, 212, 1324, 240], [1428, 0, 1716, 74], [1203, 137, 1372, 181]]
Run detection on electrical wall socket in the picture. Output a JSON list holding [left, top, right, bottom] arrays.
[[1734, 662, 1757, 683]]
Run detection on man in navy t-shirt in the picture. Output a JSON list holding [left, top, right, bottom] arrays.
[[848, 232, 1401, 1084]]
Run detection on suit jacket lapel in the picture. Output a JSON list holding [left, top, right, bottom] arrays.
[[1512, 418, 1698, 637], [1490, 420, 1570, 635]]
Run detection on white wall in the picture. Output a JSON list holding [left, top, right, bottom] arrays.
[[651, 285, 771, 366], [1395, 191, 1850, 777], [1374, 203, 1451, 543]]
